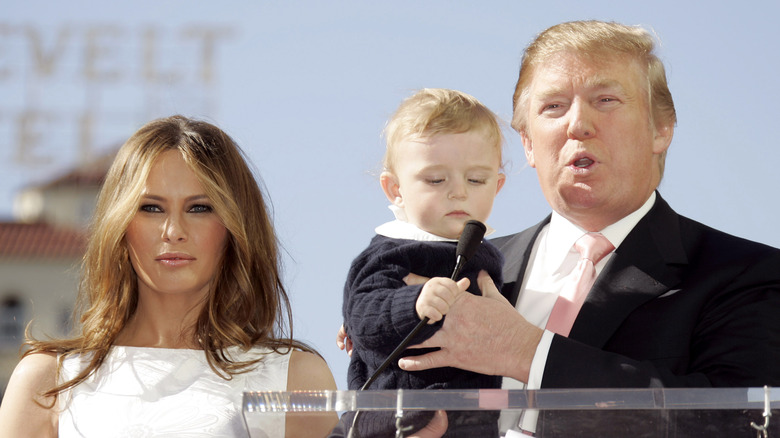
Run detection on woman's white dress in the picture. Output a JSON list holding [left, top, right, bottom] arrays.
[[58, 346, 290, 438]]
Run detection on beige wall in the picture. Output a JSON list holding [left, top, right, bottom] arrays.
[[0, 258, 81, 393], [15, 186, 100, 229]]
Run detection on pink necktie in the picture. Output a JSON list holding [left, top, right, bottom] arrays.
[[546, 232, 614, 337]]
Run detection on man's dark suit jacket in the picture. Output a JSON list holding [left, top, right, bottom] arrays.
[[330, 193, 780, 437], [491, 193, 780, 436]]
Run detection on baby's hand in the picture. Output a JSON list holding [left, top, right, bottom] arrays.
[[416, 277, 470, 323]]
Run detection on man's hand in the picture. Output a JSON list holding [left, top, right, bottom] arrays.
[[398, 270, 543, 383]]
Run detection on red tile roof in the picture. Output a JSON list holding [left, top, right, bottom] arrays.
[[0, 222, 86, 259], [40, 150, 115, 189]]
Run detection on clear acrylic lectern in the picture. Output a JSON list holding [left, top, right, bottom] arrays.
[[243, 386, 777, 437]]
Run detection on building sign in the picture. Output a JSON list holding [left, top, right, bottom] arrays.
[[0, 22, 234, 215]]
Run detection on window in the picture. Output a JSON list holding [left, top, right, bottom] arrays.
[[0, 295, 24, 348]]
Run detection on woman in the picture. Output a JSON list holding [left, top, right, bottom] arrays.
[[0, 115, 338, 437]]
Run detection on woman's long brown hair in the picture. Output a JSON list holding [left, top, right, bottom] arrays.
[[24, 115, 313, 399]]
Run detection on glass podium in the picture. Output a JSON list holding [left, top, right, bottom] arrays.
[[243, 387, 777, 437]]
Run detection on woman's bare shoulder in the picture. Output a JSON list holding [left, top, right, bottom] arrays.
[[12, 351, 58, 381], [4, 351, 59, 401], [286, 350, 339, 437], [0, 352, 59, 437], [287, 350, 337, 391]]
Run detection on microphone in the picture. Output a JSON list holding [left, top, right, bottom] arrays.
[[451, 219, 487, 280], [359, 219, 487, 391]]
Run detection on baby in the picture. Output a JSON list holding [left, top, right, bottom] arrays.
[[342, 88, 506, 437]]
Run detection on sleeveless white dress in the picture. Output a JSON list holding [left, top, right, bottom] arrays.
[[58, 346, 290, 438]]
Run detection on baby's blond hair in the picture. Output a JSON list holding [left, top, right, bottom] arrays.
[[383, 88, 503, 172]]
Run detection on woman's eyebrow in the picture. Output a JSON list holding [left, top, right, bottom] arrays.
[[139, 194, 209, 202]]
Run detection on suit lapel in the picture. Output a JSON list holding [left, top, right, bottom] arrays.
[[569, 194, 688, 347]]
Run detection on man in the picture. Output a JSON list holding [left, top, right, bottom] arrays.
[[391, 20, 780, 436], [335, 20, 780, 436]]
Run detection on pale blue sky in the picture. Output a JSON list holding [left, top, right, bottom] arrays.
[[4, 1, 779, 388]]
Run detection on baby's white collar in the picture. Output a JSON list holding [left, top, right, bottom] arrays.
[[375, 205, 495, 241]]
